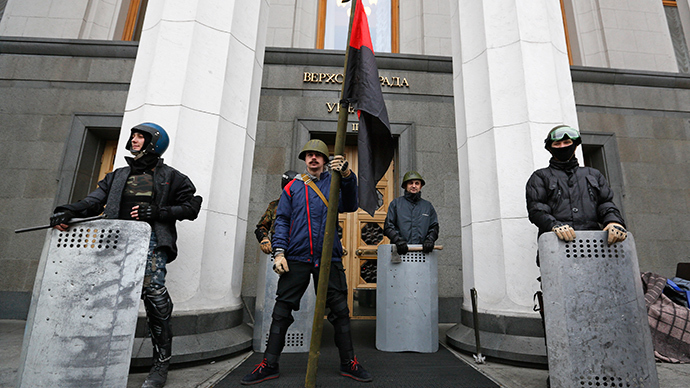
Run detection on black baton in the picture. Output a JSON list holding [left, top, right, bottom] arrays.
[[14, 215, 106, 234]]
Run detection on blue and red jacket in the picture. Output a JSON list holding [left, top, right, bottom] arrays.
[[273, 170, 358, 266]]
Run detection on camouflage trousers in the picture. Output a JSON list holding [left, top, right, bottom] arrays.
[[143, 231, 168, 291]]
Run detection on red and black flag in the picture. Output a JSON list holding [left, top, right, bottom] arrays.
[[342, 0, 395, 217]]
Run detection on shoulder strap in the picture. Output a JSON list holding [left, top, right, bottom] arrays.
[[301, 174, 329, 207]]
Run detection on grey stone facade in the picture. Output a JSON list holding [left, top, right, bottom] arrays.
[[1, 41, 689, 330], [572, 66, 690, 278], [242, 48, 463, 322], [0, 37, 136, 319]]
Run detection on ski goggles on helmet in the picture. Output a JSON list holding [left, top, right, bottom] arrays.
[[548, 126, 580, 141]]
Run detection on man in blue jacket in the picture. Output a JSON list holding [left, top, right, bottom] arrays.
[[241, 139, 371, 385]]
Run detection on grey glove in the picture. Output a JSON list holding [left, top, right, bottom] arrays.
[[273, 252, 289, 275]]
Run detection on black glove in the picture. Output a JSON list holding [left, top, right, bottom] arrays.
[[395, 240, 408, 255], [422, 239, 434, 253], [50, 210, 75, 227], [137, 204, 159, 221]]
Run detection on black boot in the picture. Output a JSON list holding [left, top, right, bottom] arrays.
[[142, 358, 170, 388]]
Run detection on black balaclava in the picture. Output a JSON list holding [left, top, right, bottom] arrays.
[[549, 143, 577, 162]]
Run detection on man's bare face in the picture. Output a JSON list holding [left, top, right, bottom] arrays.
[[405, 180, 422, 194], [305, 152, 326, 175], [130, 132, 146, 152]]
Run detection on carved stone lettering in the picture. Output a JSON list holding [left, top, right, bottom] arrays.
[[305, 72, 409, 87]]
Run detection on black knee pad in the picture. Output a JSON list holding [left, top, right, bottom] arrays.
[[326, 294, 349, 325], [142, 287, 173, 362], [265, 301, 295, 363], [143, 287, 173, 321], [326, 294, 354, 362], [271, 301, 295, 327]]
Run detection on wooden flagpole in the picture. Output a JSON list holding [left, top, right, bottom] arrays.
[[304, 0, 358, 387]]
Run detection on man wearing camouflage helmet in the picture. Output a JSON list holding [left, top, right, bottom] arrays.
[[241, 139, 371, 384], [384, 171, 439, 255], [526, 125, 627, 252]]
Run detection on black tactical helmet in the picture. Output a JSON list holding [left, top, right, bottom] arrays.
[[282, 170, 299, 189], [544, 125, 581, 150], [125, 122, 170, 156], [298, 139, 329, 160], [401, 171, 425, 189]]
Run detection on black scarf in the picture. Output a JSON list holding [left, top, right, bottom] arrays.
[[404, 190, 422, 203], [549, 157, 579, 174], [125, 154, 160, 174]]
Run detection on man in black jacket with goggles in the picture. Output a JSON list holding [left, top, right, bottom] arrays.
[[526, 125, 627, 257]]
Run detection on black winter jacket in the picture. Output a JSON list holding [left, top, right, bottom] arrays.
[[55, 158, 202, 262], [384, 191, 439, 244], [525, 158, 624, 236]]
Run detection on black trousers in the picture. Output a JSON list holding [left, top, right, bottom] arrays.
[[275, 260, 348, 310], [265, 260, 354, 364]]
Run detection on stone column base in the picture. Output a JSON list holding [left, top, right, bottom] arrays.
[[131, 307, 252, 366], [445, 309, 547, 365]]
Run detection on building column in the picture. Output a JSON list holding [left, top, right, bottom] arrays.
[[676, 0, 690, 56], [117, 0, 269, 363], [446, 0, 579, 363]]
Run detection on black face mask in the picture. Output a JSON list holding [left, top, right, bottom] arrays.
[[549, 144, 577, 161]]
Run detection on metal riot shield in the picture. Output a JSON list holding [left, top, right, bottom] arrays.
[[253, 253, 315, 353], [17, 220, 151, 388], [539, 231, 658, 388], [376, 244, 439, 352]]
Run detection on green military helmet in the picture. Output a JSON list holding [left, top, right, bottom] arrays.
[[401, 171, 425, 189], [298, 139, 329, 160]]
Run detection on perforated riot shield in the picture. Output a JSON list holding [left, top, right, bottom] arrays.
[[17, 220, 151, 388], [253, 253, 315, 353], [376, 244, 439, 353], [539, 231, 658, 388]]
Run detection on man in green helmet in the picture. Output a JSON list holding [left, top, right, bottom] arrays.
[[384, 171, 439, 254], [241, 139, 371, 385]]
